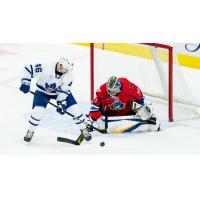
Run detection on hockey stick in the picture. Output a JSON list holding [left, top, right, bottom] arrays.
[[57, 133, 85, 145], [30, 91, 107, 145], [30, 91, 107, 133]]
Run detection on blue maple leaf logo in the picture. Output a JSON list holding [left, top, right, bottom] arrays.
[[45, 83, 56, 90]]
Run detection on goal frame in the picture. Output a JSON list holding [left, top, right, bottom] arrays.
[[90, 43, 173, 122]]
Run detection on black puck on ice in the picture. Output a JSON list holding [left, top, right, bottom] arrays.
[[100, 142, 105, 147]]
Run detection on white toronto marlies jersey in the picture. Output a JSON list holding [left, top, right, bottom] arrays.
[[21, 61, 74, 101]]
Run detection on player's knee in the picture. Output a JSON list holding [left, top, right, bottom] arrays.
[[28, 106, 45, 129], [32, 106, 45, 119]]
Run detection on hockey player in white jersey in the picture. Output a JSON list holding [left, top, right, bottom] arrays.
[[19, 58, 91, 142]]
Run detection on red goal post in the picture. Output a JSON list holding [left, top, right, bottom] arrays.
[[90, 43, 173, 122]]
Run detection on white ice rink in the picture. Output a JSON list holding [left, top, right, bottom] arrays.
[[1, 43, 200, 155]]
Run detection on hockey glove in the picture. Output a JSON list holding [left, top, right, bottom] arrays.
[[56, 100, 67, 115], [19, 79, 31, 94]]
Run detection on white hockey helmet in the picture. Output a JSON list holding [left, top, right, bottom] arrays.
[[106, 76, 122, 96], [57, 57, 74, 71]]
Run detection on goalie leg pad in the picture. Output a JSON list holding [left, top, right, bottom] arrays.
[[97, 115, 160, 133]]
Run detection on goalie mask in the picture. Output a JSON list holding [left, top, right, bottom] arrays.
[[106, 76, 122, 96]]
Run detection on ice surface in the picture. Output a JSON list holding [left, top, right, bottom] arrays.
[[1, 44, 200, 155]]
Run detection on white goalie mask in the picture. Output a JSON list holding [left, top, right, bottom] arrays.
[[106, 76, 122, 96], [57, 57, 74, 71]]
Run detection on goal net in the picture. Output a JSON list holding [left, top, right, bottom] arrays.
[[90, 43, 200, 122]]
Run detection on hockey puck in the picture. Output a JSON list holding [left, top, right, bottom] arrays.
[[100, 142, 105, 147]]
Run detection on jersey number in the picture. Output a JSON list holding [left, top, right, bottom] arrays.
[[35, 64, 42, 73]]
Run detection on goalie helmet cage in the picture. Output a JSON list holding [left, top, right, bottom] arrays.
[[89, 43, 200, 122]]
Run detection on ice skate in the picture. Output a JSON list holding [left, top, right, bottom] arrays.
[[81, 128, 92, 141], [24, 130, 34, 142]]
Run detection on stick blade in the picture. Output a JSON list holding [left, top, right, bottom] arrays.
[[57, 137, 80, 145]]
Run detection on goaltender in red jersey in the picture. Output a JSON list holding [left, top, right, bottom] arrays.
[[88, 76, 160, 133]]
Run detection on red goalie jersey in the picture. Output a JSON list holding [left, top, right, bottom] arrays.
[[89, 77, 144, 121]]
